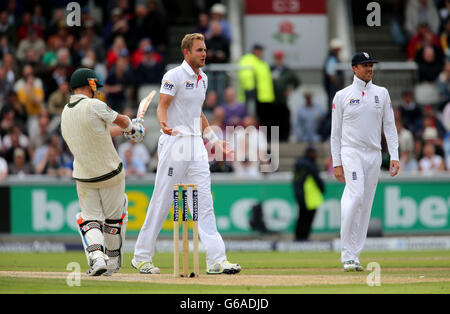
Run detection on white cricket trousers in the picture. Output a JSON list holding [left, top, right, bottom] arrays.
[[340, 146, 381, 263], [133, 134, 227, 267]]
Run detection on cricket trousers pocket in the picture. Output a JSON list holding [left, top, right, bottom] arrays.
[[340, 146, 381, 262]]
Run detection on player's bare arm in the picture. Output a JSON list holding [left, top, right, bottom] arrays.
[[157, 93, 176, 135]]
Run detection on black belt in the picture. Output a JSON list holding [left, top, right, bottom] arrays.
[[74, 163, 123, 183]]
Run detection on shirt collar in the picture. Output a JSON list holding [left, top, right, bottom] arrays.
[[181, 60, 204, 78], [352, 75, 372, 91], [70, 94, 89, 102]]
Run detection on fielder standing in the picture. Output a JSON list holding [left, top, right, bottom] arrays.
[[330, 52, 399, 271], [61, 68, 145, 276], [132, 33, 241, 275]]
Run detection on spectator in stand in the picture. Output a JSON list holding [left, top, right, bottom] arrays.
[[13, 64, 44, 133], [205, 20, 230, 102], [238, 44, 275, 138], [106, 13, 134, 52], [221, 86, 247, 127], [104, 52, 134, 113], [0, 107, 14, 138], [142, 0, 168, 55], [295, 92, 324, 143], [208, 3, 232, 43], [405, 0, 440, 37], [415, 45, 445, 82], [131, 38, 163, 69], [42, 36, 63, 67], [232, 116, 268, 178], [203, 90, 219, 121], [32, 133, 62, 173], [0, 155, 7, 181], [16, 11, 43, 43], [407, 22, 441, 60], [400, 150, 419, 172], [1, 91, 27, 134], [271, 49, 300, 141], [0, 33, 15, 60], [3, 125, 30, 164], [2, 53, 18, 87], [16, 27, 45, 63], [209, 105, 226, 136], [118, 139, 151, 170], [417, 104, 447, 140], [323, 38, 344, 108], [0, 10, 16, 47], [0, 65, 14, 106], [134, 45, 165, 85], [84, 20, 105, 62], [193, 13, 210, 37], [48, 80, 70, 117], [103, 8, 123, 47], [436, 61, 450, 109], [440, 16, 450, 57], [28, 109, 51, 159], [419, 142, 445, 172], [399, 90, 423, 135], [8, 147, 33, 177], [396, 116, 415, 155], [443, 101, 450, 131], [205, 21, 230, 63], [106, 35, 128, 70], [122, 148, 146, 177], [34, 145, 64, 177]]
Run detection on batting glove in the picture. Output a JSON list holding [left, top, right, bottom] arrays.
[[124, 121, 145, 143]]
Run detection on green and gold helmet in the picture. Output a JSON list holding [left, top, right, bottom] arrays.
[[69, 68, 103, 92]]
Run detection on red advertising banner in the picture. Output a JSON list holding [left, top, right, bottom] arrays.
[[245, 0, 326, 15]]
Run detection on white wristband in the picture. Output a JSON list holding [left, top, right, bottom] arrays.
[[203, 129, 219, 144], [123, 116, 132, 133]]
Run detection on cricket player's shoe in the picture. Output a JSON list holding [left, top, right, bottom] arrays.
[[342, 260, 364, 272], [131, 259, 160, 274], [87, 257, 107, 276], [207, 260, 242, 275]]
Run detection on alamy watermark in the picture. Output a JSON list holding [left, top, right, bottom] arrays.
[[166, 120, 280, 173], [366, 2, 381, 27], [66, 262, 81, 287], [366, 262, 381, 286]]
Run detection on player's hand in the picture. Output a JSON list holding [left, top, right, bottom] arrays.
[[334, 166, 345, 183], [124, 121, 145, 143], [160, 121, 178, 136], [215, 140, 235, 161], [389, 160, 400, 177]]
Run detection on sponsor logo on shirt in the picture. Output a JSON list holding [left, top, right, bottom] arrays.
[[168, 167, 173, 176], [163, 80, 174, 91], [185, 81, 194, 89], [374, 95, 379, 103], [349, 98, 360, 105]]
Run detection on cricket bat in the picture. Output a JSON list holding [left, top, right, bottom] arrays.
[[136, 90, 156, 121]]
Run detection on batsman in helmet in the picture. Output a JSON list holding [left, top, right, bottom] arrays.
[[61, 68, 144, 276]]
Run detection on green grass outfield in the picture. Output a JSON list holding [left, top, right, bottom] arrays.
[[1, 250, 450, 294]]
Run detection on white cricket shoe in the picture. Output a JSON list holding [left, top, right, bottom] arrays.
[[342, 260, 364, 272], [131, 258, 161, 274], [87, 257, 107, 276], [207, 260, 242, 275]]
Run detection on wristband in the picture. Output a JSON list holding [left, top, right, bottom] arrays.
[[203, 129, 219, 144], [123, 116, 132, 133]]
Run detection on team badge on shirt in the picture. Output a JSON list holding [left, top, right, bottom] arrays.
[[349, 98, 360, 105], [163, 80, 174, 91]]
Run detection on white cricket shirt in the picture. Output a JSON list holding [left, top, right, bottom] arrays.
[[330, 75, 399, 167], [160, 60, 208, 136]]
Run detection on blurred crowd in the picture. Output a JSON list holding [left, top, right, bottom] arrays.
[[0, 0, 449, 182]]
